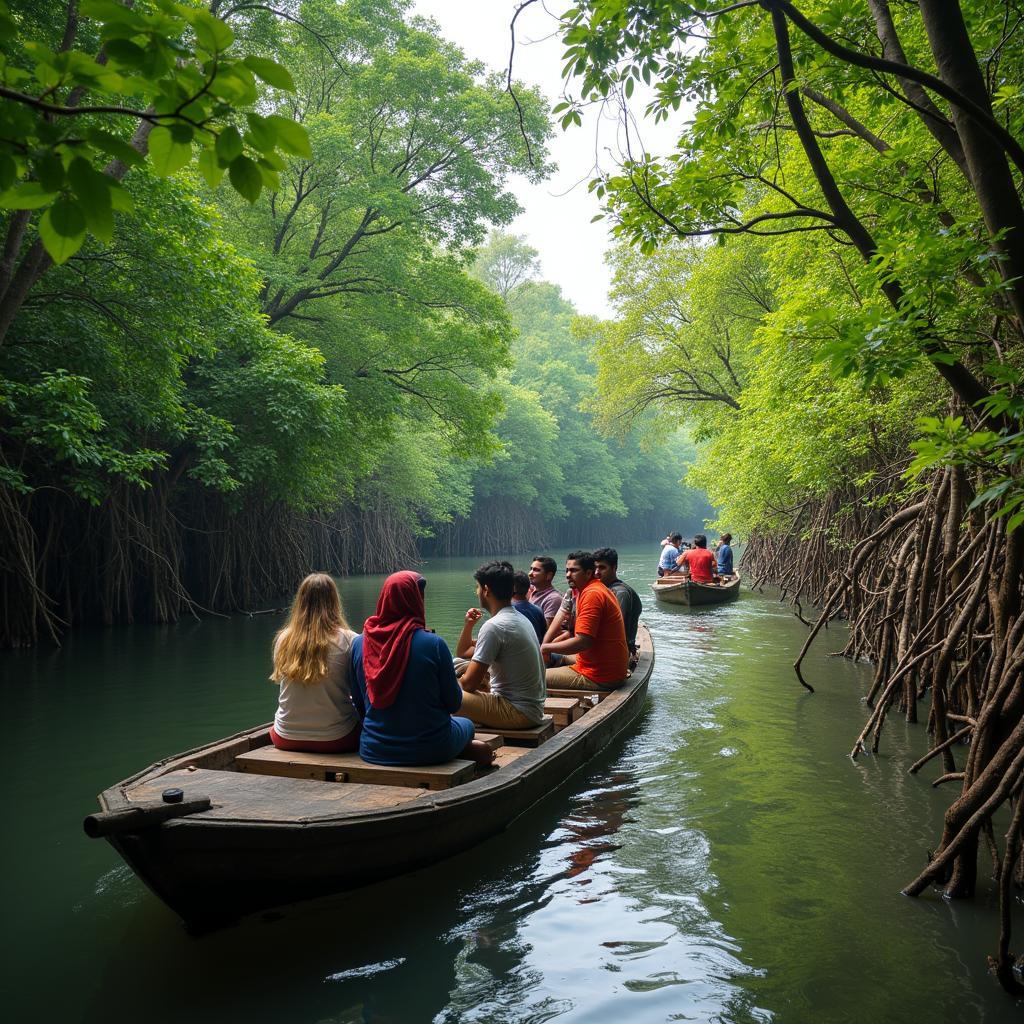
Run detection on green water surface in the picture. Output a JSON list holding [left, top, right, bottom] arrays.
[[1, 545, 1020, 1023]]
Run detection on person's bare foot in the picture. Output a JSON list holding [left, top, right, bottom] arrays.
[[465, 739, 495, 767]]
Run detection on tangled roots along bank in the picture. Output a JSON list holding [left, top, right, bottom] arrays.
[[743, 464, 1024, 993]]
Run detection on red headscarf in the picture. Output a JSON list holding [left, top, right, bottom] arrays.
[[361, 570, 426, 709]]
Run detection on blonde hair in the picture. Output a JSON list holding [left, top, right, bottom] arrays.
[[271, 573, 350, 685]]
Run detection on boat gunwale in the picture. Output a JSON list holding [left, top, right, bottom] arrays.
[[97, 624, 654, 831]]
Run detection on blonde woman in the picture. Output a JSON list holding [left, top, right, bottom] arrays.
[[269, 573, 361, 753]]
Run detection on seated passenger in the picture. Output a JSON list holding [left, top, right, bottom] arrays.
[[456, 560, 546, 731], [717, 533, 735, 577], [678, 534, 720, 584], [351, 571, 493, 767], [269, 573, 361, 753], [543, 551, 629, 690], [658, 533, 684, 577], [592, 546, 643, 662], [541, 578, 577, 666], [512, 570, 546, 645], [527, 555, 563, 625]]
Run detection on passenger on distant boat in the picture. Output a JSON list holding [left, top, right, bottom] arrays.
[[658, 532, 685, 577], [593, 547, 643, 665], [678, 534, 719, 584], [456, 560, 547, 730], [543, 551, 629, 690], [512, 570, 547, 645], [268, 573, 361, 754], [351, 571, 493, 767], [716, 533, 735, 577], [527, 555, 563, 624]]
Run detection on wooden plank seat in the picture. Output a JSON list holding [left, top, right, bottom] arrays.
[[235, 747, 475, 791], [494, 715, 554, 747], [543, 696, 583, 729], [547, 687, 611, 704]]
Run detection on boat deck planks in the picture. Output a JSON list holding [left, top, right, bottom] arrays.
[[491, 745, 531, 770], [127, 768, 428, 821]]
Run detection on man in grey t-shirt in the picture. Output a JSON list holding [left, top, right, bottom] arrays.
[[456, 560, 546, 729]]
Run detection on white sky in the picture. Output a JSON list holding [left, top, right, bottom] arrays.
[[411, 0, 670, 319]]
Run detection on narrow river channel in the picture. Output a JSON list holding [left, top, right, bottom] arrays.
[[2, 545, 1019, 1022]]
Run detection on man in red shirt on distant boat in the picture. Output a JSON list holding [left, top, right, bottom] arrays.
[[677, 534, 720, 584]]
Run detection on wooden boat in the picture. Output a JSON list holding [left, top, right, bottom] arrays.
[[84, 625, 654, 930], [650, 573, 741, 606]]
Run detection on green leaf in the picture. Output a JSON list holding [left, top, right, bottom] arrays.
[[148, 124, 193, 176], [266, 115, 311, 158], [104, 38, 147, 69], [245, 113, 277, 153], [243, 56, 295, 92], [198, 146, 225, 188], [36, 153, 65, 192], [0, 154, 15, 191], [87, 128, 144, 167], [228, 155, 261, 202], [0, 182, 57, 210], [39, 198, 86, 264], [185, 9, 234, 53], [68, 158, 114, 242], [215, 125, 243, 164]]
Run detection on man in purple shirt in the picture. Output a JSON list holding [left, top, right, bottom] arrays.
[[527, 555, 562, 625]]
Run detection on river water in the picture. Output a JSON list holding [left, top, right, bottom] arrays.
[[2, 545, 1020, 1022]]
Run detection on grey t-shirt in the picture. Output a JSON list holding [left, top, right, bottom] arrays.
[[472, 605, 546, 723]]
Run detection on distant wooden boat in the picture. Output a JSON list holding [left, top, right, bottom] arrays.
[[650, 574, 740, 606], [83, 625, 654, 930]]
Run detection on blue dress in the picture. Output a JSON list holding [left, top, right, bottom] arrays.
[[351, 631, 474, 765]]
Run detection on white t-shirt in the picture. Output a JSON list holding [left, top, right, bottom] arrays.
[[472, 605, 546, 724], [273, 629, 358, 741]]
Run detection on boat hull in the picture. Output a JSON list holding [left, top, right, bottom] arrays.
[[650, 574, 740, 606], [93, 626, 654, 928]]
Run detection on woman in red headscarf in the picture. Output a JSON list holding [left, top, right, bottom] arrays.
[[351, 571, 493, 766]]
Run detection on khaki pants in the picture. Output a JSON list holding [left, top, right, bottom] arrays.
[[460, 688, 536, 730], [545, 665, 625, 691]]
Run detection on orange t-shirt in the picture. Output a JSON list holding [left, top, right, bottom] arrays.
[[574, 579, 628, 684], [681, 547, 716, 583]]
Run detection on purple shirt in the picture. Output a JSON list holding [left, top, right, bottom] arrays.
[[527, 584, 562, 624]]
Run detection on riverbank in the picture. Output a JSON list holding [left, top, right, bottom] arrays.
[[1, 547, 1019, 1022]]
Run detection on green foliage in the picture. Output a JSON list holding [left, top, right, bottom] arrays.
[[559, 0, 1024, 536], [0, 0, 308, 261], [459, 261, 711, 537]]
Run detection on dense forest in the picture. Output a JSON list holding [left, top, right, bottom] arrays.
[[0, 0, 707, 648], [557, 0, 1024, 992]]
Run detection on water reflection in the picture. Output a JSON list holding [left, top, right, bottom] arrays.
[[6, 546, 1023, 1022]]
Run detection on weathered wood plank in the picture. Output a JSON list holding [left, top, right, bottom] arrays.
[[496, 716, 554, 747], [127, 769, 427, 820], [546, 688, 608, 704], [544, 696, 581, 729], [235, 747, 476, 790]]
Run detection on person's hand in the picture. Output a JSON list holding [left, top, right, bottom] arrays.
[[540, 642, 552, 658], [465, 607, 482, 625]]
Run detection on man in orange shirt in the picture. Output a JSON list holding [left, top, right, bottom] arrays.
[[542, 550, 629, 690], [678, 534, 719, 584]]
